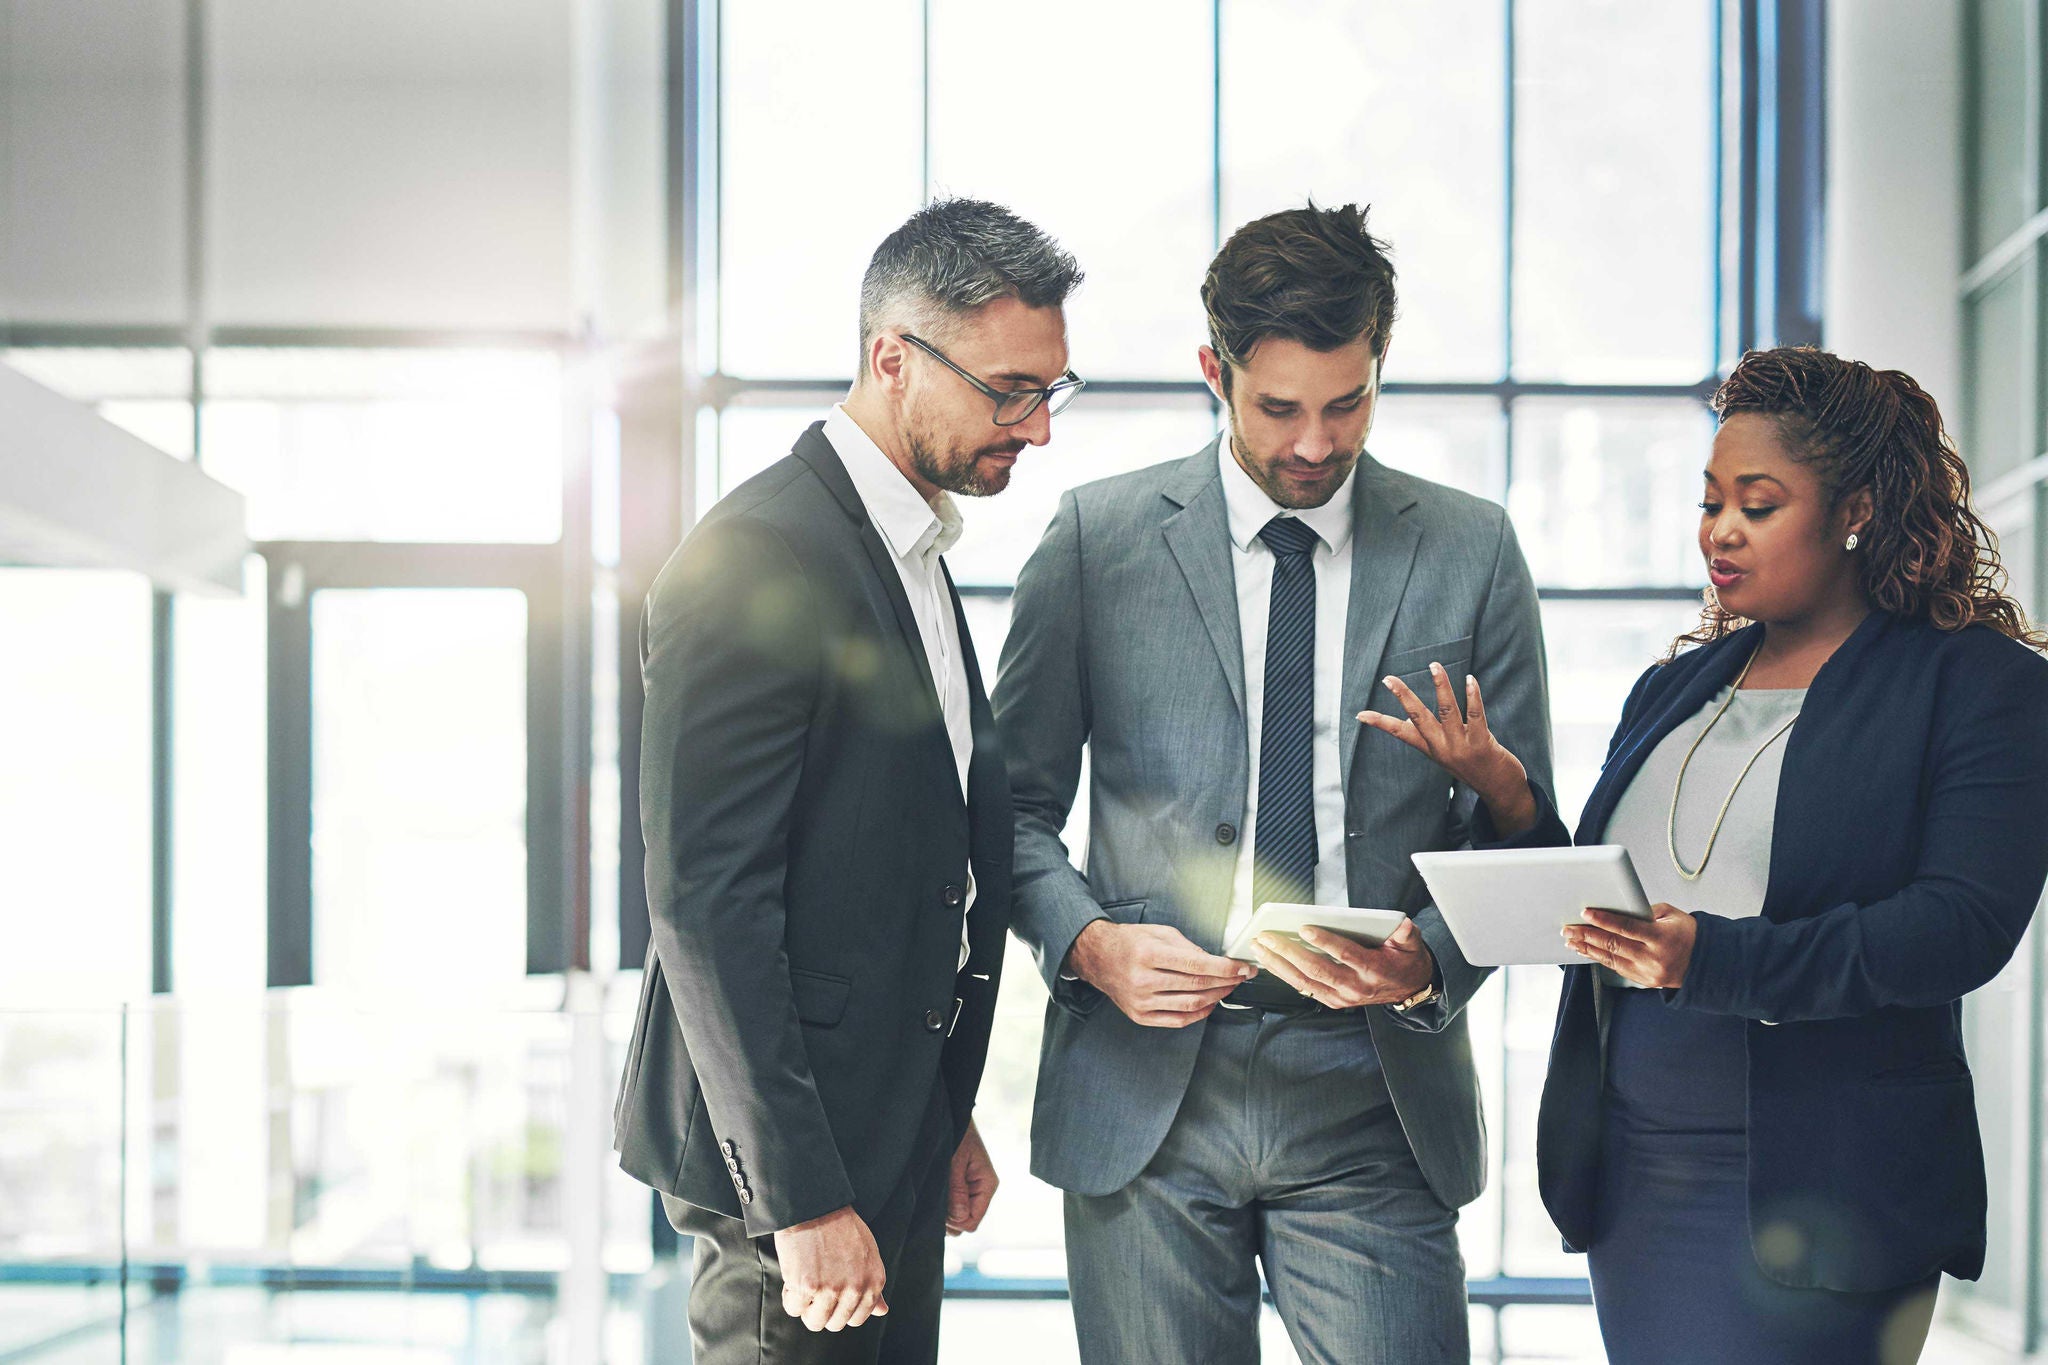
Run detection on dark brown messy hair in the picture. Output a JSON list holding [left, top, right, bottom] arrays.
[[1200, 201, 1397, 396], [1670, 345, 2045, 657]]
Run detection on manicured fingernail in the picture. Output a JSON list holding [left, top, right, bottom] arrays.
[[1430, 661, 1443, 674], [1467, 675, 1478, 688]]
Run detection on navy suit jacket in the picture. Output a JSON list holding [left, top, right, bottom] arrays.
[[1514, 612, 2048, 1292]]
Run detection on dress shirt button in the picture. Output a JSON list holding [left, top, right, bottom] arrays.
[[924, 1009, 946, 1033], [941, 884, 964, 909], [1215, 823, 1237, 845]]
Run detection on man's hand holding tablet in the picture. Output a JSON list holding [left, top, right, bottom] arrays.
[[1224, 904, 1437, 1010]]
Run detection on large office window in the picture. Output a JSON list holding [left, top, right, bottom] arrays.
[[1957, 1, 2048, 1351], [674, 0, 1730, 1316]]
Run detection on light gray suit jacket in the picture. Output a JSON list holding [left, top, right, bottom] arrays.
[[992, 440, 1555, 1207]]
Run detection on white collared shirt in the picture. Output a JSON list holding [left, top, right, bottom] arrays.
[[1217, 442, 1357, 948], [823, 404, 975, 969]]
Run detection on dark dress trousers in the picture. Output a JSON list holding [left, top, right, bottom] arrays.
[[1505, 612, 2048, 1324], [611, 423, 1012, 1359]]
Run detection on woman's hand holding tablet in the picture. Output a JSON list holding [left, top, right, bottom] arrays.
[[1410, 845, 1655, 966]]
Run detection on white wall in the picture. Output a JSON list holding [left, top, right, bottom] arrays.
[[1824, 0, 1964, 411]]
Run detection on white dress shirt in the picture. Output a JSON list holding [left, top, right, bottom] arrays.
[[1218, 443, 1358, 948], [823, 405, 975, 969]]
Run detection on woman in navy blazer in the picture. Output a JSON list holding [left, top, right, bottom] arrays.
[[1360, 347, 2048, 1364]]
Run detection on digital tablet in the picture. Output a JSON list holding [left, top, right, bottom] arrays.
[[1220, 903, 1408, 963], [1409, 845, 1653, 966]]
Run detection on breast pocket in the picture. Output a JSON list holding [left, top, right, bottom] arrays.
[[1379, 635, 1475, 706]]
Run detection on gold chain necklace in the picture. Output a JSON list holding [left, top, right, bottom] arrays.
[[1667, 645, 1801, 882]]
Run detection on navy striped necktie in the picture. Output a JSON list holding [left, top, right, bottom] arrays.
[[1253, 515, 1322, 910]]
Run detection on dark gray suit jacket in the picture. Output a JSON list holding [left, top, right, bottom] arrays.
[[613, 422, 1012, 1239], [993, 441, 1553, 1207]]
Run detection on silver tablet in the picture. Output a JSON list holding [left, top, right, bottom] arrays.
[[1220, 903, 1408, 963], [1409, 845, 1653, 967]]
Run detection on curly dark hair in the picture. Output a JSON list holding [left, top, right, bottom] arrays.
[[1201, 201, 1397, 394], [1669, 345, 2044, 658]]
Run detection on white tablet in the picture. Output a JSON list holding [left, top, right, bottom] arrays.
[[1220, 903, 1408, 963], [1409, 845, 1653, 966]]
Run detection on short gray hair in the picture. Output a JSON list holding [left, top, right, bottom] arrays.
[[856, 198, 1082, 377]]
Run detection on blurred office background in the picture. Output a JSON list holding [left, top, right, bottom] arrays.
[[0, 0, 2038, 1360]]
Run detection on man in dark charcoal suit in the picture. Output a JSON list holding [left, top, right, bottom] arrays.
[[613, 199, 1084, 1364]]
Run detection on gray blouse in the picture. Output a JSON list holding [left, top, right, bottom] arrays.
[[1601, 684, 1807, 988]]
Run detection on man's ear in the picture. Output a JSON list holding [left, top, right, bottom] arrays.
[[1197, 346, 1228, 406], [869, 333, 912, 395]]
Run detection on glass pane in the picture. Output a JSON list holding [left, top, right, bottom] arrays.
[[269, 1003, 576, 1273], [955, 592, 1086, 1285], [1508, 397, 1713, 588], [1370, 394, 1507, 501], [1964, 260, 2032, 485], [929, 0, 1210, 381], [2, 346, 192, 400], [1972, 0, 2033, 262], [1501, 1303, 1606, 1360], [948, 402, 1219, 587], [715, 402, 819, 501], [1221, 0, 1506, 381], [3, 346, 196, 457], [0, 1, 187, 325], [0, 1009, 127, 1352], [1538, 597, 1712, 823], [311, 589, 527, 995], [173, 557, 268, 998], [0, 570, 154, 1008], [208, 0, 574, 330], [1964, 922, 2033, 1321], [201, 348, 564, 542], [719, 0, 922, 378], [1513, 0, 1715, 382]]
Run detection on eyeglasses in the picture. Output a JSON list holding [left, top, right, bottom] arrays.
[[901, 334, 1085, 427]]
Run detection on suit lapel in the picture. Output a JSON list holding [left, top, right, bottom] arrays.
[[1339, 457, 1423, 786], [794, 422, 944, 709], [1160, 441, 1247, 717], [945, 565, 1010, 963]]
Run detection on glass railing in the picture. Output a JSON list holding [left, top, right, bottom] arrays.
[[0, 980, 1596, 1364]]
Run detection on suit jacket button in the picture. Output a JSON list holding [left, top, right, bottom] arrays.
[[924, 1009, 946, 1032], [738, 1189, 754, 1205], [941, 884, 964, 908], [1215, 823, 1237, 845], [721, 1140, 735, 1157]]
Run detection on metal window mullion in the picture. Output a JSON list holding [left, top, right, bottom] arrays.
[[151, 593, 175, 996]]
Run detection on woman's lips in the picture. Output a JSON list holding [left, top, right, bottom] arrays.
[[1708, 561, 1745, 589]]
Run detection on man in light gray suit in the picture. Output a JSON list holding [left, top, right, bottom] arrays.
[[993, 203, 1557, 1364]]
